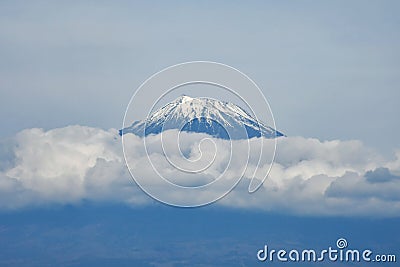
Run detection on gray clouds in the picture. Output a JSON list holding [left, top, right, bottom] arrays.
[[1, 125, 400, 216], [365, 167, 400, 183]]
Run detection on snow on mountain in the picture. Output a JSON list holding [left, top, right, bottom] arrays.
[[120, 95, 284, 139]]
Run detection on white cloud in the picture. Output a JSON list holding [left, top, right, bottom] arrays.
[[1, 126, 144, 208], [1, 125, 400, 216]]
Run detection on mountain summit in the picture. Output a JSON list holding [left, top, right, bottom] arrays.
[[120, 95, 284, 139]]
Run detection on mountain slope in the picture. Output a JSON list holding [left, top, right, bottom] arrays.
[[120, 95, 284, 139]]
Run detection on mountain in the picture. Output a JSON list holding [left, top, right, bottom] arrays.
[[120, 95, 284, 139]]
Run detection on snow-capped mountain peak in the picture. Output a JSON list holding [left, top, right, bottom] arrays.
[[121, 95, 284, 139]]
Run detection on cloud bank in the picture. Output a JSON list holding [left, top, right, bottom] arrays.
[[1, 125, 400, 216]]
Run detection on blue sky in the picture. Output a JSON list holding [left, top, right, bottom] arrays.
[[0, 1, 400, 266], [1, 1, 399, 153]]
